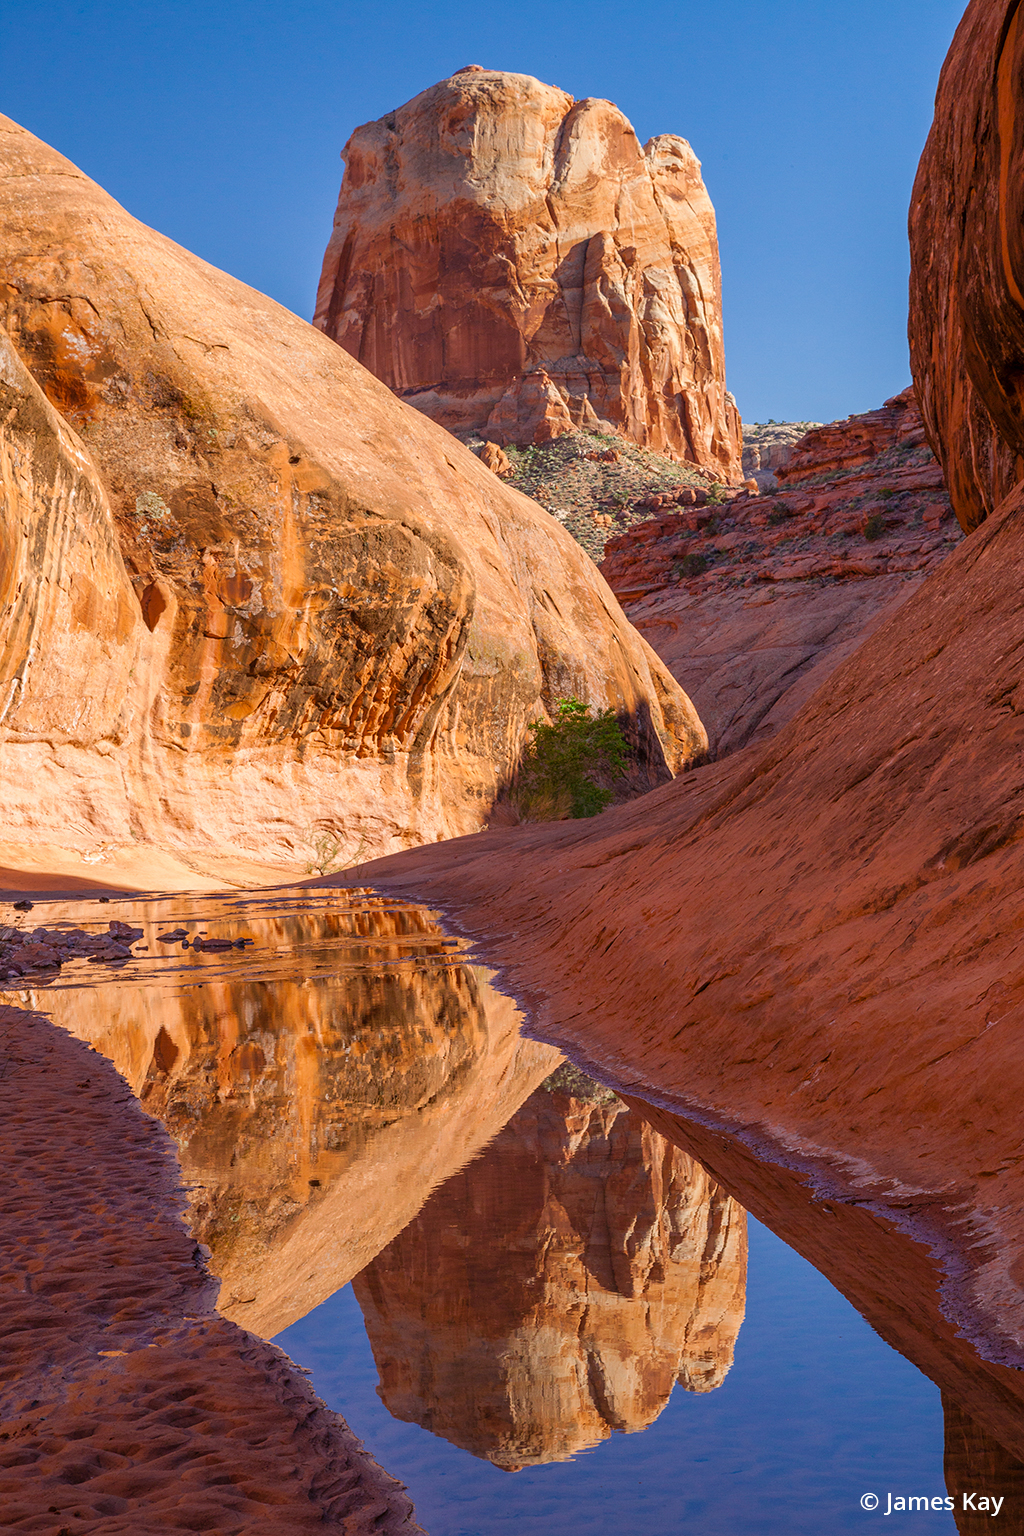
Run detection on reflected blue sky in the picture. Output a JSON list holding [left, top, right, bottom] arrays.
[[277, 1216, 954, 1535]]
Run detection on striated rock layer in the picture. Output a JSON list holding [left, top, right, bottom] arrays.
[[315, 67, 742, 479], [0, 113, 701, 872], [909, 0, 1024, 531], [353, 1080, 745, 1467], [601, 389, 960, 755], [0, 1002, 423, 1534]]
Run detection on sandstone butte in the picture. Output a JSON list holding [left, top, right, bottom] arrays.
[[329, 8, 1024, 1457], [909, 0, 1024, 531], [314, 66, 743, 481], [0, 113, 702, 886], [354, 1083, 745, 1468], [601, 388, 963, 755]]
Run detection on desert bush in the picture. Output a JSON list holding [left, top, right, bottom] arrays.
[[864, 512, 886, 541], [519, 697, 628, 819], [677, 551, 709, 578], [301, 825, 368, 875]]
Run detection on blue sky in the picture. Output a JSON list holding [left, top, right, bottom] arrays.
[[5, 0, 964, 424]]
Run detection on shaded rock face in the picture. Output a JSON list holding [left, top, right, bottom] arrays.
[[600, 389, 960, 755], [0, 114, 702, 870], [20, 902, 559, 1338], [909, 0, 1024, 532], [352, 1082, 746, 1468], [315, 69, 742, 480], [943, 1395, 1024, 1534]]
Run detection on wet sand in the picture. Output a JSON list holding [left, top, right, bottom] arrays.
[[0, 1000, 423, 1534]]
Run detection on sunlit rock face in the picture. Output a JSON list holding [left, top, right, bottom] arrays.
[[0, 330, 142, 839], [21, 899, 559, 1337], [0, 113, 703, 871], [909, 0, 1024, 532], [353, 1076, 747, 1468], [315, 67, 742, 480]]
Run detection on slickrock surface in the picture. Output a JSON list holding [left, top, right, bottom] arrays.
[[0, 115, 701, 874], [0, 1002, 423, 1534], [909, 0, 1024, 532], [315, 67, 742, 479], [327, 469, 1024, 1461], [600, 389, 962, 754], [21, 904, 559, 1339], [353, 1074, 745, 1468]]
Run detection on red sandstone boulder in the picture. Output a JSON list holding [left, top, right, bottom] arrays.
[[909, 0, 1024, 531], [315, 69, 742, 480], [775, 388, 924, 485]]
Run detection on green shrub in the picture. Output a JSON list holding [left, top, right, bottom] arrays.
[[677, 551, 709, 577], [767, 504, 792, 525], [520, 697, 628, 819], [864, 512, 886, 541]]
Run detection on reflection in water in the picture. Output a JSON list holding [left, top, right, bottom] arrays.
[[945, 1397, 1024, 1534], [6, 889, 1021, 1528], [4, 891, 559, 1336], [353, 1064, 747, 1467]]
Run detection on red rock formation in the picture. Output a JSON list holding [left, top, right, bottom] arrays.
[[353, 1081, 745, 1467], [0, 113, 703, 876], [0, 1002, 423, 1533], [599, 390, 961, 753], [909, 0, 1024, 531], [314, 69, 742, 480], [774, 388, 925, 484], [327, 465, 1024, 1462]]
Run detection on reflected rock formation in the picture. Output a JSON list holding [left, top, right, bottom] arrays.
[[353, 1067, 747, 1468], [23, 898, 559, 1337], [944, 1394, 1024, 1535]]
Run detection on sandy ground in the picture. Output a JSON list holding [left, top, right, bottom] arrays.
[[0, 1001, 424, 1535]]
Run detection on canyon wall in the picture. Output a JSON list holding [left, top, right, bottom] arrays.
[[315, 68, 742, 480], [353, 1080, 746, 1467], [0, 112, 702, 874], [909, 0, 1024, 530]]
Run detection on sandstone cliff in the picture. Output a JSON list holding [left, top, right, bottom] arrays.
[[12, 896, 559, 1338], [909, 0, 1024, 531], [315, 68, 742, 480], [352, 1078, 746, 1467], [0, 113, 702, 874]]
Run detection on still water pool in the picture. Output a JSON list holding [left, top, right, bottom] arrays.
[[5, 888, 1008, 1534], [278, 1218, 952, 1535]]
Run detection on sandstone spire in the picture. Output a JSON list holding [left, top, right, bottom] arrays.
[[315, 69, 743, 480]]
